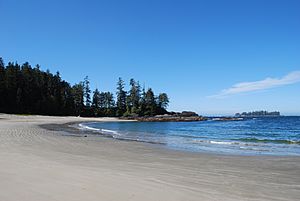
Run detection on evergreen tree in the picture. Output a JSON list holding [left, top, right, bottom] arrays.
[[0, 57, 4, 69], [83, 76, 91, 107], [138, 84, 146, 116], [72, 82, 84, 116], [126, 78, 141, 115], [103, 92, 115, 116], [157, 93, 169, 114], [158, 93, 169, 109], [144, 88, 156, 116], [0, 58, 6, 111], [92, 88, 101, 116], [5, 62, 19, 112], [0, 58, 170, 117], [116, 77, 126, 116], [134, 81, 141, 114], [99, 92, 106, 109], [60, 81, 75, 115]]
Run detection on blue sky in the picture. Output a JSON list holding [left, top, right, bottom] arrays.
[[1, 0, 299, 115]]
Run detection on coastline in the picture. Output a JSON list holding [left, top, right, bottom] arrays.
[[70, 119, 300, 156], [0, 114, 299, 201]]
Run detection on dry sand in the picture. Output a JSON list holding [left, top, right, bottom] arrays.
[[0, 114, 299, 201]]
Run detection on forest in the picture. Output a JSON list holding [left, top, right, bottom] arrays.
[[0, 57, 169, 117]]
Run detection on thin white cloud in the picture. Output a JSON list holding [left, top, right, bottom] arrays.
[[209, 71, 300, 98]]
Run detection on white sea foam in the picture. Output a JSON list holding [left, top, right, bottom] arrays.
[[209, 141, 233, 145], [78, 123, 121, 136], [76, 117, 300, 156], [192, 139, 238, 145], [78, 123, 100, 131], [101, 129, 120, 135]]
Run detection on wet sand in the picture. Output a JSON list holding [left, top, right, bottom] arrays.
[[0, 114, 299, 201]]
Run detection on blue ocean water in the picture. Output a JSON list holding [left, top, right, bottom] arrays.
[[80, 117, 300, 156]]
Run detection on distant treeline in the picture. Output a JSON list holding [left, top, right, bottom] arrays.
[[235, 111, 280, 117], [0, 57, 169, 117]]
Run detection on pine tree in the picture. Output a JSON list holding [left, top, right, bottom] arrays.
[[116, 77, 126, 116], [0, 58, 170, 117], [92, 88, 101, 116], [5, 62, 20, 112], [0, 57, 6, 111], [157, 93, 169, 114], [83, 76, 91, 107], [138, 84, 146, 116], [72, 82, 84, 116], [144, 88, 156, 116], [0, 57, 4, 69], [99, 92, 105, 109], [158, 93, 169, 109], [127, 78, 141, 115], [103, 92, 115, 116]]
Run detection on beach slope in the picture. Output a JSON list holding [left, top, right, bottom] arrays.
[[0, 114, 299, 201]]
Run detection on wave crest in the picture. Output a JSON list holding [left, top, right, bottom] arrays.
[[237, 138, 300, 145]]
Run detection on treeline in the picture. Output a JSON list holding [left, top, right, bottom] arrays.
[[235, 111, 280, 117], [0, 57, 169, 117]]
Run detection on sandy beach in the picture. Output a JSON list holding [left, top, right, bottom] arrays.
[[0, 114, 299, 201]]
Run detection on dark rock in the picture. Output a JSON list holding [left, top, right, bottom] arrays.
[[180, 111, 199, 117]]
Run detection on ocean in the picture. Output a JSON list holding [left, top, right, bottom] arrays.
[[79, 116, 300, 156]]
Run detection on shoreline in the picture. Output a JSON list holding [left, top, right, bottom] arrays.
[[1, 114, 299, 201], [59, 120, 300, 157]]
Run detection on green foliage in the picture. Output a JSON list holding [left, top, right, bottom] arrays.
[[0, 58, 6, 110], [83, 76, 91, 107], [126, 79, 141, 115], [158, 93, 169, 109], [0, 57, 4, 68], [156, 93, 169, 114], [116, 77, 126, 116], [0, 59, 76, 115], [92, 88, 101, 115], [0, 57, 170, 117], [72, 82, 84, 115], [144, 88, 156, 116]]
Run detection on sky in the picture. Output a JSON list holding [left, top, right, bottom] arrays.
[[1, 0, 299, 115]]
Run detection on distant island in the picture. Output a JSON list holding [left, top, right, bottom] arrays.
[[0, 57, 284, 122], [235, 111, 281, 117], [123, 111, 206, 122]]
